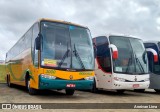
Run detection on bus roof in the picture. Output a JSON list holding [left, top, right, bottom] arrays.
[[6, 18, 88, 55], [94, 34, 142, 40], [37, 18, 87, 28], [144, 41, 160, 44]]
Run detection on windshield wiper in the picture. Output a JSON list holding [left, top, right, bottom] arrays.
[[73, 44, 85, 70], [126, 54, 132, 73], [135, 54, 145, 74], [58, 42, 70, 68], [58, 49, 70, 67]]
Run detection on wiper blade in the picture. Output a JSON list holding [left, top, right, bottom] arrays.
[[73, 44, 85, 70], [58, 49, 70, 68], [135, 54, 145, 73], [126, 54, 132, 73], [58, 49, 70, 67]]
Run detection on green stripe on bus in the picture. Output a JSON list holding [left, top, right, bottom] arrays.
[[7, 64, 34, 81]]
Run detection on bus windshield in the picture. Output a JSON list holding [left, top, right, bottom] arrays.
[[40, 22, 94, 70], [109, 36, 148, 74]]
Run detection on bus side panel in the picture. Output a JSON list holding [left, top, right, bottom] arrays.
[[21, 48, 33, 86], [94, 58, 113, 89], [29, 67, 43, 89], [6, 55, 23, 85], [29, 50, 43, 89], [6, 48, 33, 87], [150, 73, 160, 89]]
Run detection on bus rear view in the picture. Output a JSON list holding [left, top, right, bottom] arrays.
[[93, 35, 150, 93]]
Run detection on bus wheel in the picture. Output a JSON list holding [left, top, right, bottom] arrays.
[[116, 90, 125, 94], [7, 75, 13, 87], [27, 78, 37, 95], [65, 89, 75, 95], [134, 89, 145, 92], [154, 89, 160, 93], [91, 79, 98, 93]]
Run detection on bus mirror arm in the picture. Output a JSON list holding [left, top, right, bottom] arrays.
[[93, 43, 97, 58], [35, 34, 41, 50], [109, 44, 118, 60], [146, 48, 158, 62]]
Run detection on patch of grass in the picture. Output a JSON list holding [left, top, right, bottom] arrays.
[[0, 65, 6, 83]]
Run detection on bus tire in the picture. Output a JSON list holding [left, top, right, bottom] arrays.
[[26, 77, 37, 95], [91, 79, 98, 93], [154, 89, 160, 93], [7, 75, 13, 88], [116, 90, 125, 94], [65, 89, 75, 95], [134, 89, 145, 92]]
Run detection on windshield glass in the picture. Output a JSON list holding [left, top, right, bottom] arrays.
[[109, 36, 148, 74], [40, 22, 94, 70], [70, 26, 94, 70], [41, 22, 71, 69], [130, 38, 148, 74]]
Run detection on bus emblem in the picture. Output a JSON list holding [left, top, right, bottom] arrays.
[[69, 75, 73, 80], [134, 76, 137, 81]]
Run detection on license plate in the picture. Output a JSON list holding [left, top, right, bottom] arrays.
[[66, 84, 76, 88], [133, 84, 139, 88]]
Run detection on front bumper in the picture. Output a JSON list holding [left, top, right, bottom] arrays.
[[112, 81, 150, 89], [39, 76, 93, 90]]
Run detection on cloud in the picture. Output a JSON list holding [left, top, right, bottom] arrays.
[[0, 0, 160, 60]]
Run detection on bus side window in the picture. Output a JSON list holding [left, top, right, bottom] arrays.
[[32, 23, 39, 67], [96, 36, 111, 73]]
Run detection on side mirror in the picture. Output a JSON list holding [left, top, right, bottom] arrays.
[[92, 38, 97, 58], [93, 43, 97, 58], [109, 44, 118, 60], [35, 34, 41, 50], [146, 48, 158, 62]]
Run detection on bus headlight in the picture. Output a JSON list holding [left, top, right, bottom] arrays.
[[114, 77, 125, 82], [144, 78, 149, 81], [84, 76, 94, 80], [41, 74, 56, 79]]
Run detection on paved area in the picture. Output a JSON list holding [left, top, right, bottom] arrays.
[[0, 83, 160, 112]]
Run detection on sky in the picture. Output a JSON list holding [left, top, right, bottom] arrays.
[[0, 0, 160, 60]]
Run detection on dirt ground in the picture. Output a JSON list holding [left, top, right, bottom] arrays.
[[0, 83, 160, 112]]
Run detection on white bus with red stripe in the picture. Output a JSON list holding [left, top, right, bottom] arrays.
[[92, 35, 157, 93], [144, 41, 160, 93]]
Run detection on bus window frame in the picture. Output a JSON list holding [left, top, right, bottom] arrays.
[[32, 22, 40, 68]]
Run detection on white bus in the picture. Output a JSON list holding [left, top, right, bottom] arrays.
[[92, 35, 157, 93], [144, 41, 160, 93]]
